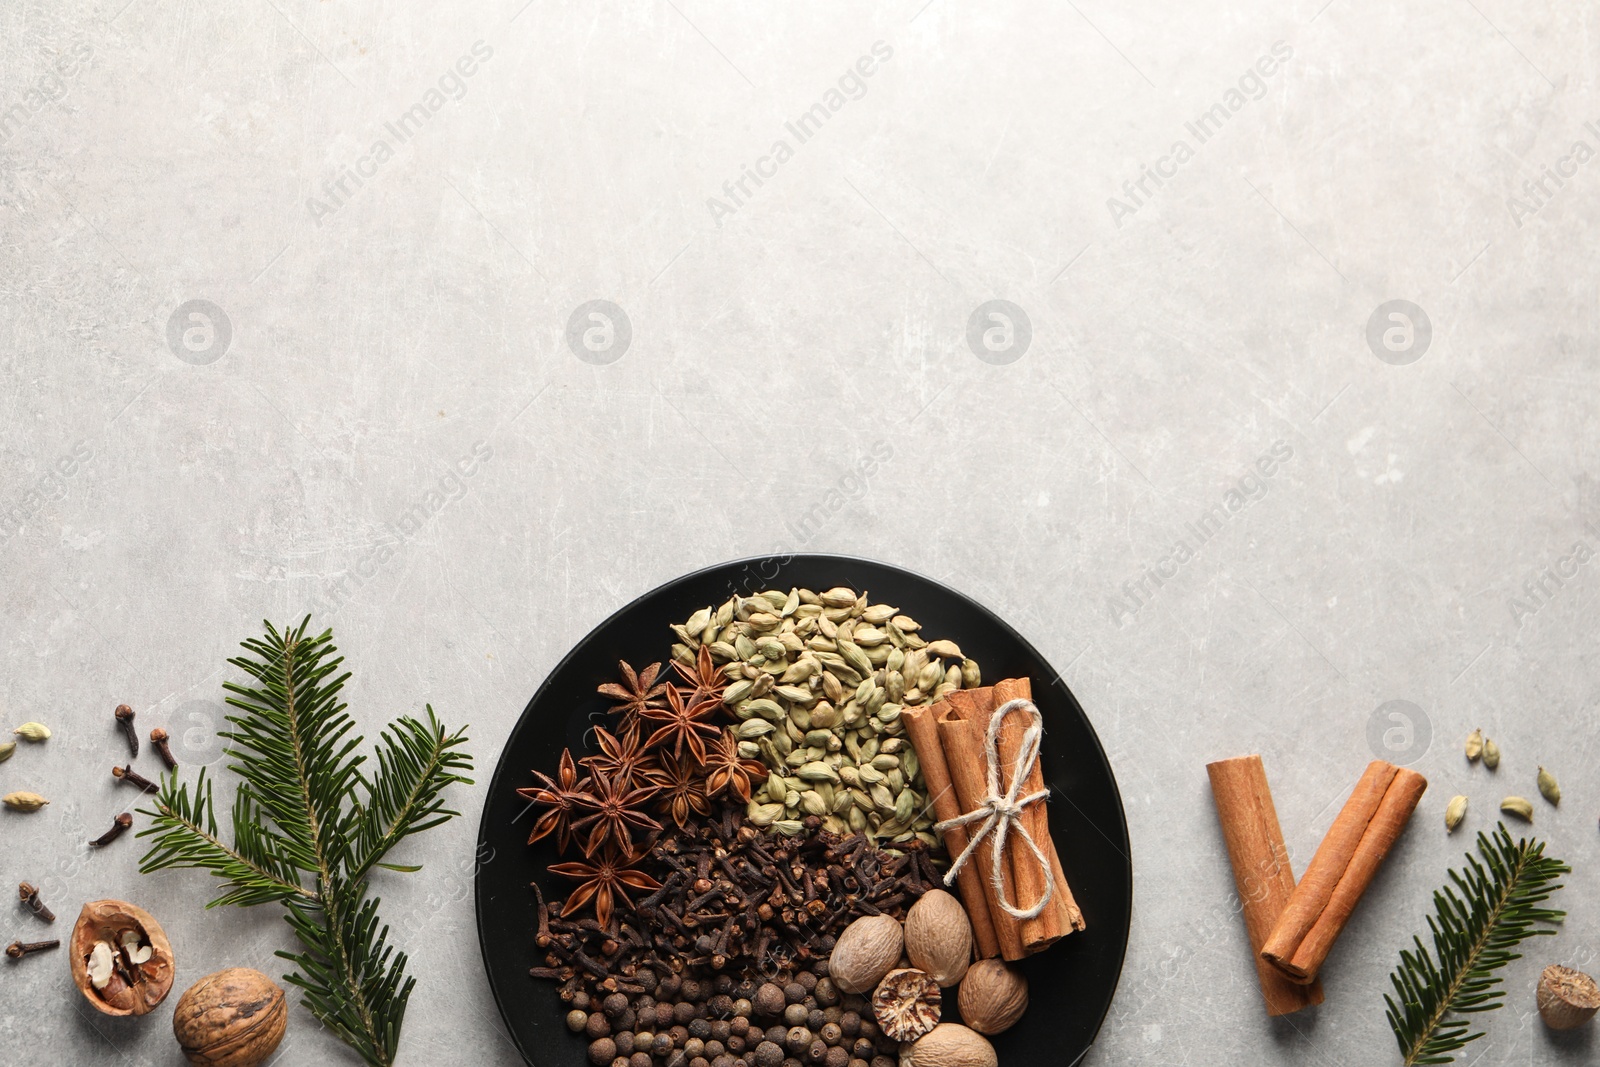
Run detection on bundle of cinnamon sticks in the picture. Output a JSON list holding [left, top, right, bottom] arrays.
[[904, 677, 1085, 961], [1207, 754, 1427, 1015]]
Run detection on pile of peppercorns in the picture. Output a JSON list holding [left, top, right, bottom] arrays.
[[564, 962, 901, 1067]]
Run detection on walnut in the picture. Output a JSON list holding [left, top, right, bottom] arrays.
[[69, 899, 175, 1016], [870, 967, 941, 1042], [1537, 965, 1600, 1030], [172, 968, 289, 1067]]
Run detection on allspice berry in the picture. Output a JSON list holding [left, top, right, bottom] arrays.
[[1537, 965, 1600, 1030], [171, 968, 287, 1067]]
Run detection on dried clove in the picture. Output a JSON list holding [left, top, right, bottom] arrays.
[[6, 939, 59, 959], [114, 705, 138, 758], [149, 728, 177, 770], [19, 881, 54, 922], [112, 764, 159, 794], [90, 813, 134, 847]]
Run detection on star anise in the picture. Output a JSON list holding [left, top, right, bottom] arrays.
[[571, 768, 662, 856], [647, 752, 712, 829], [549, 842, 662, 929], [579, 725, 657, 790], [514, 749, 592, 852], [672, 644, 729, 706], [597, 660, 669, 733], [702, 728, 768, 804], [638, 683, 722, 765]]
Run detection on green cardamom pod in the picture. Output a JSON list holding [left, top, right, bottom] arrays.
[[1445, 795, 1468, 831], [12, 722, 49, 742], [1464, 728, 1483, 761], [1482, 738, 1500, 769], [1537, 766, 1560, 806], [0, 741, 14, 763], [2, 791, 48, 811], [1500, 796, 1533, 821]]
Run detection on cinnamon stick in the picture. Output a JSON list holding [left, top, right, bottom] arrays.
[[1261, 760, 1427, 984], [1206, 755, 1325, 1015], [902, 701, 1002, 960], [935, 705, 1027, 960], [988, 677, 1084, 949]]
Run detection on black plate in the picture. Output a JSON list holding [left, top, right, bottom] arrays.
[[476, 554, 1132, 1065]]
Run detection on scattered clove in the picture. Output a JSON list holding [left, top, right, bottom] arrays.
[[6, 939, 60, 960], [112, 764, 159, 794], [114, 705, 138, 758], [19, 881, 55, 922], [149, 728, 177, 770], [90, 813, 134, 848]]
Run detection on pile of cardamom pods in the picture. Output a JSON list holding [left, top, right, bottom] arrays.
[[669, 586, 981, 849]]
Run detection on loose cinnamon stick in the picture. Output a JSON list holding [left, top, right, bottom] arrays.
[[1206, 755, 1325, 1015], [902, 701, 1002, 960], [1261, 760, 1427, 984], [989, 677, 1084, 949], [936, 706, 1027, 960]]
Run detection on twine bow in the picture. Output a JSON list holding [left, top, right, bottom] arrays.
[[934, 698, 1054, 920]]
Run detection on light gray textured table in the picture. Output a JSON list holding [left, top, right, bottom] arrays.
[[3, 2, 1596, 1064]]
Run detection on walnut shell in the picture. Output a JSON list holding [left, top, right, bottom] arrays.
[[69, 899, 175, 1016], [904, 889, 973, 986], [829, 914, 904, 994], [956, 958, 1029, 1035], [902, 1022, 997, 1067], [173, 968, 289, 1067], [1537, 964, 1600, 1030], [871, 967, 941, 1042]]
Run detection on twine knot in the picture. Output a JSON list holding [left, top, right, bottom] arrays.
[[933, 698, 1054, 920]]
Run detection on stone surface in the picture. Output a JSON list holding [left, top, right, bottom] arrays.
[[2, 2, 1597, 1065]]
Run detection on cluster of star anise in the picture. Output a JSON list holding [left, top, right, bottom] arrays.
[[517, 652, 769, 927]]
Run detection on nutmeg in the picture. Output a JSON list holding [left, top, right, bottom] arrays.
[[172, 968, 288, 1067], [828, 914, 903, 995], [955, 958, 1028, 1035], [69, 899, 175, 1016], [870, 967, 941, 1042], [902, 1022, 997, 1067], [903, 889, 973, 987]]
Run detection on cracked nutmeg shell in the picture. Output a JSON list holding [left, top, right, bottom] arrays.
[[69, 899, 175, 1016], [871, 967, 941, 1042], [173, 968, 289, 1067]]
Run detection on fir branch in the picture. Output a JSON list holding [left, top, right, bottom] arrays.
[[1385, 824, 1568, 1065], [137, 618, 473, 1067]]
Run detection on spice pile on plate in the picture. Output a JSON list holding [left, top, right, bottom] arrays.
[[519, 586, 1078, 1067]]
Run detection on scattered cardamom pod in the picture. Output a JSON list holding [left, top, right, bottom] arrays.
[[1445, 795, 1468, 832], [1464, 728, 1483, 762], [1482, 738, 1501, 770], [1500, 796, 1533, 821], [2, 791, 49, 812], [0, 741, 14, 763], [12, 722, 50, 742], [1537, 766, 1560, 806]]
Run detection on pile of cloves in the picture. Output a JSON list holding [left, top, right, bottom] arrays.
[[533, 802, 937, 1004]]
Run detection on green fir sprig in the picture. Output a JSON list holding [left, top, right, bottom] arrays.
[[138, 618, 474, 1067], [1385, 824, 1568, 1065]]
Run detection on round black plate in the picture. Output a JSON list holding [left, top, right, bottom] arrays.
[[476, 554, 1132, 1065]]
